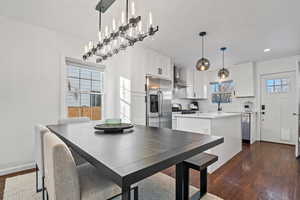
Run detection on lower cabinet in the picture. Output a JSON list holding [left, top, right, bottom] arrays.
[[176, 117, 211, 135], [172, 119, 177, 130]]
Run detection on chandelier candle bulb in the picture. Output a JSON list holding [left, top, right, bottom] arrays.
[[89, 41, 93, 50], [138, 21, 142, 33], [131, 1, 135, 17], [84, 45, 89, 54], [112, 19, 116, 31], [105, 26, 109, 37], [98, 31, 102, 42], [121, 11, 125, 25], [149, 12, 153, 27]]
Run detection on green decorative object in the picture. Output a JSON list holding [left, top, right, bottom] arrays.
[[105, 118, 122, 125]]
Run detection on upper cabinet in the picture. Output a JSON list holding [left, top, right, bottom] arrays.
[[130, 47, 172, 93], [205, 62, 255, 98], [194, 70, 208, 99], [146, 50, 172, 80], [231, 62, 255, 97], [183, 68, 208, 99]]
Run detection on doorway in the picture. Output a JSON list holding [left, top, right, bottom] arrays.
[[260, 71, 297, 145]]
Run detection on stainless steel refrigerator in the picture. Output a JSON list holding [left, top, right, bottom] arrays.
[[145, 75, 172, 129]]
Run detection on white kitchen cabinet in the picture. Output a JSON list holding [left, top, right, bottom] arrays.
[[194, 71, 208, 99], [130, 47, 172, 93], [146, 49, 172, 79], [176, 114, 242, 173], [184, 69, 208, 99], [184, 69, 195, 98], [172, 119, 177, 129], [205, 62, 255, 98], [231, 62, 255, 97], [177, 117, 211, 135]]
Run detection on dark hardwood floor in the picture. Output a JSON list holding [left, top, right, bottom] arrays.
[[0, 142, 299, 200], [163, 141, 300, 200]]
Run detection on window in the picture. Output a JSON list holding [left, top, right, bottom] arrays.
[[66, 59, 104, 120], [266, 78, 289, 94], [210, 80, 234, 103], [210, 80, 234, 94], [120, 77, 131, 123]]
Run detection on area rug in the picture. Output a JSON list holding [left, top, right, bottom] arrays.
[[3, 172, 223, 200]]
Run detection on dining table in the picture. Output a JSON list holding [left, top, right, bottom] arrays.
[[47, 122, 224, 200]]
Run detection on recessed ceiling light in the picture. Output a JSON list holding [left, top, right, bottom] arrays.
[[264, 48, 271, 52]]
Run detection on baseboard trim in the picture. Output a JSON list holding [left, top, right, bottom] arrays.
[[0, 163, 35, 177]]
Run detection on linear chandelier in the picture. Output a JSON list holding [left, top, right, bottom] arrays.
[[83, 0, 159, 63]]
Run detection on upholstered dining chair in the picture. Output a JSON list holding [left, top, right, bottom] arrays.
[[43, 131, 138, 200], [34, 125, 50, 200], [57, 117, 90, 165]]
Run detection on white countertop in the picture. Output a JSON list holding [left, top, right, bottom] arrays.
[[173, 112, 241, 119]]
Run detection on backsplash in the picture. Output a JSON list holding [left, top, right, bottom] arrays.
[[172, 97, 256, 113], [172, 99, 193, 110], [198, 97, 256, 113]]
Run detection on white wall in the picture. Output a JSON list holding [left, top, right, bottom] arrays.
[[0, 16, 91, 174], [0, 15, 172, 174]]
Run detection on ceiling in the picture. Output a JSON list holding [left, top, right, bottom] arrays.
[[1, 0, 300, 69]]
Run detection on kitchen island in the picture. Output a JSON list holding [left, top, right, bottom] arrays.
[[174, 112, 242, 172]]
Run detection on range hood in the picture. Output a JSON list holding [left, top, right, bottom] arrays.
[[174, 66, 190, 88]]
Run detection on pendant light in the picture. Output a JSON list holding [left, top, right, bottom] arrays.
[[218, 47, 230, 80], [196, 32, 210, 71]]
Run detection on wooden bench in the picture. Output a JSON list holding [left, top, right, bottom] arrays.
[[183, 153, 218, 199]]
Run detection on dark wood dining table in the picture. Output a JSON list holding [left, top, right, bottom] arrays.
[[47, 122, 223, 200]]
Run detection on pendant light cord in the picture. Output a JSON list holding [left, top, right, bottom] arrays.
[[202, 36, 204, 58], [222, 50, 224, 69], [221, 47, 226, 70]]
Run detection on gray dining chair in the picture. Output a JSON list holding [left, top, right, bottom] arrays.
[[34, 125, 50, 200], [57, 117, 90, 165], [43, 131, 138, 200]]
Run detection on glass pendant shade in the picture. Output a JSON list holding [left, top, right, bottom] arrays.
[[196, 32, 210, 71], [196, 58, 210, 71], [218, 47, 230, 79], [218, 68, 230, 79]]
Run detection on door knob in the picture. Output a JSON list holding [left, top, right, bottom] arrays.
[[293, 113, 299, 116]]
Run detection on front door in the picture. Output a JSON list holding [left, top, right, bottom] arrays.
[[260, 72, 297, 145]]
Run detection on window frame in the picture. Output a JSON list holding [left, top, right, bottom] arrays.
[[266, 78, 289, 94], [60, 57, 106, 120]]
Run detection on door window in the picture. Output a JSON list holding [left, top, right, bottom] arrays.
[[266, 78, 289, 94]]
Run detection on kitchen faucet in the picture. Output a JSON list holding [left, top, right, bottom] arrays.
[[217, 101, 222, 112]]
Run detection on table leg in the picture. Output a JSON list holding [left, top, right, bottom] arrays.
[[199, 168, 207, 198], [176, 162, 189, 200], [121, 185, 131, 200]]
